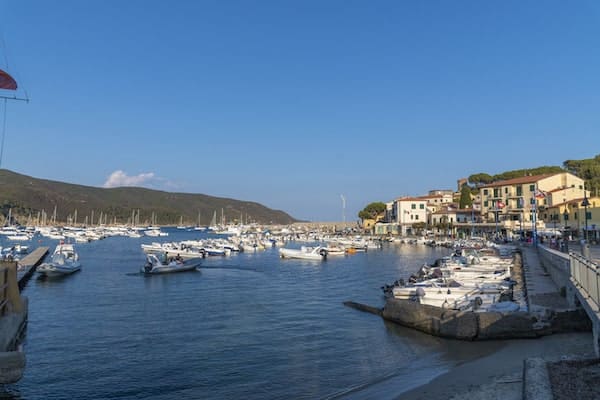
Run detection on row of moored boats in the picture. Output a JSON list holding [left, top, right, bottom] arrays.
[[382, 242, 523, 313]]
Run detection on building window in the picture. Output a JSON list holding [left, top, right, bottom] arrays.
[[411, 204, 416, 209], [483, 189, 488, 196], [529, 184, 535, 192], [484, 200, 488, 207], [415, 215, 419, 220], [516, 186, 522, 196], [419, 204, 424, 209], [493, 188, 500, 197], [504, 188, 508, 194]]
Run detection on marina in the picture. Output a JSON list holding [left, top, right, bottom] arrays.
[[0, 229, 478, 399], [0, 226, 596, 398]]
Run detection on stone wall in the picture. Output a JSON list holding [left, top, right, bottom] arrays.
[[381, 298, 590, 341]]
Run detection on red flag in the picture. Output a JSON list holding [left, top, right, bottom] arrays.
[[497, 201, 505, 209], [0, 69, 17, 90], [535, 190, 546, 199]]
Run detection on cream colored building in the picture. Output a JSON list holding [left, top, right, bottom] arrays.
[[385, 197, 428, 236], [479, 172, 586, 236]]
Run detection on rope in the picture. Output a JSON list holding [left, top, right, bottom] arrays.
[[0, 98, 7, 168]]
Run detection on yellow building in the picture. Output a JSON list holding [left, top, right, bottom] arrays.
[[479, 172, 586, 236], [543, 196, 600, 242]]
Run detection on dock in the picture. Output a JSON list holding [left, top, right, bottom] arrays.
[[17, 246, 49, 290]]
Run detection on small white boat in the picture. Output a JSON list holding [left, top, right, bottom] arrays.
[[279, 246, 327, 260], [141, 253, 201, 274], [37, 243, 81, 277], [144, 228, 168, 237]]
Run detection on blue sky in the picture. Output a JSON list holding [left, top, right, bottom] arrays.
[[1, 1, 600, 221]]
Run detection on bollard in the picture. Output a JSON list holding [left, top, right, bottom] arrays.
[[582, 242, 591, 260]]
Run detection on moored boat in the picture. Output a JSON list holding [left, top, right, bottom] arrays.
[[37, 243, 81, 277], [279, 246, 327, 260]]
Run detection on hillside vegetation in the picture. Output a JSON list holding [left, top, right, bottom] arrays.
[[0, 169, 297, 226]]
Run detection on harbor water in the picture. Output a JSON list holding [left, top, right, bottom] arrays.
[[3, 230, 505, 399]]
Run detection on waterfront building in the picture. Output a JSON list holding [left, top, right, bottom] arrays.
[[375, 197, 427, 236], [430, 204, 458, 238], [479, 172, 586, 238], [542, 196, 600, 242]]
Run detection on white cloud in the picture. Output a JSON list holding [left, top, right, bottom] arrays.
[[103, 170, 156, 188]]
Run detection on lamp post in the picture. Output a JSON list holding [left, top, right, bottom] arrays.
[[563, 208, 569, 252], [582, 193, 590, 243]]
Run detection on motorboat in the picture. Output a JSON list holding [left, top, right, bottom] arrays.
[[37, 243, 81, 277], [279, 246, 327, 260], [141, 253, 201, 274]]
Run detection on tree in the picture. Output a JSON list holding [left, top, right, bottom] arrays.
[[358, 202, 386, 221], [459, 184, 473, 209], [468, 173, 493, 186], [412, 221, 426, 236]]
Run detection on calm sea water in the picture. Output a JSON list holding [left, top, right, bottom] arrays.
[[3, 230, 495, 399]]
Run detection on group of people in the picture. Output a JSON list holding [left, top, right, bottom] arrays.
[[164, 252, 184, 264]]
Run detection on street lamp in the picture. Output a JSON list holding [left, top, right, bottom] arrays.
[[563, 208, 569, 252], [582, 192, 590, 243]]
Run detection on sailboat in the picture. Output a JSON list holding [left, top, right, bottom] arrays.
[[208, 210, 218, 231], [194, 211, 207, 231], [176, 215, 188, 230]]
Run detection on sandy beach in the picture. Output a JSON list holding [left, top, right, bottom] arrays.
[[396, 332, 594, 400]]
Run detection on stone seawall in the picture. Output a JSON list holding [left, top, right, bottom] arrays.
[[380, 298, 590, 341]]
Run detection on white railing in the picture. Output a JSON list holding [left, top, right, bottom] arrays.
[[570, 252, 600, 311]]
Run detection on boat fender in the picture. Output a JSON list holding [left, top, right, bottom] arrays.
[[319, 248, 327, 257]]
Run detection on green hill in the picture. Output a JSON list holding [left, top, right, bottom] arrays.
[[0, 169, 298, 226]]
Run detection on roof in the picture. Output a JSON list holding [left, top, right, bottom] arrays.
[[395, 196, 428, 202], [479, 173, 557, 188]]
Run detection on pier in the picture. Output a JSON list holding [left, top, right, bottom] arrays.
[[17, 246, 49, 290]]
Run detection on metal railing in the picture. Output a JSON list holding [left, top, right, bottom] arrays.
[[570, 252, 600, 311]]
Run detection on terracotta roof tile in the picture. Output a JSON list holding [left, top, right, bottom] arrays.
[[480, 173, 557, 188]]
